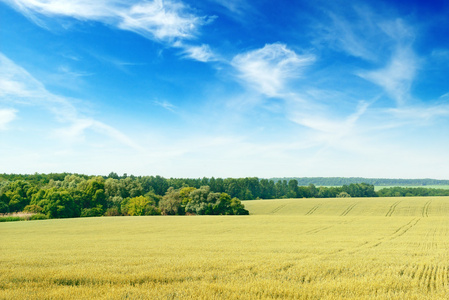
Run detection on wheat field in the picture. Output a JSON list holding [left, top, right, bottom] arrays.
[[1, 197, 449, 299]]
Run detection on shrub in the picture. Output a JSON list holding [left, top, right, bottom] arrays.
[[0, 216, 24, 222], [81, 207, 104, 217], [105, 207, 121, 216], [337, 192, 351, 198], [145, 205, 161, 215], [30, 213, 48, 220], [230, 197, 249, 215]]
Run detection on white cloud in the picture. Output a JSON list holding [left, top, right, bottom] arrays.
[[53, 118, 144, 151], [318, 6, 415, 61], [317, 6, 418, 105], [359, 47, 417, 105], [87, 51, 146, 73], [378, 18, 414, 44], [180, 44, 216, 62], [0, 52, 80, 120], [2, 0, 214, 61], [207, 0, 249, 15], [387, 104, 449, 122], [0, 0, 121, 27], [232, 43, 315, 97], [119, 0, 212, 41], [0, 108, 17, 130], [153, 100, 176, 112], [289, 100, 370, 149], [323, 11, 377, 61], [0, 52, 47, 99], [57, 65, 93, 78], [431, 49, 449, 62], [309, 101, 368, 135], [0, 52, 142, 150]]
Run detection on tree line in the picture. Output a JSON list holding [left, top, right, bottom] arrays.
[[376, 186, 449, 197], [0, 174, 249, 218], [271, 177, 449, 186], [1, 173, 449, 219]]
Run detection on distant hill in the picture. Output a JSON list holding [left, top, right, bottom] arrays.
[[269, 177, 449, 187]]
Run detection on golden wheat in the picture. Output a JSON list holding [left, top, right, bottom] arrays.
[[1, 197, 449, 299]]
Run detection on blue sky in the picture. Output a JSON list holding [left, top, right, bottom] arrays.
[[1, 0, 449, 179]]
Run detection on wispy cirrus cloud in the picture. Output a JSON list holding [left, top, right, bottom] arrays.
[[153, 100, 177, 112], [359, 46, 417, 105], [118, 0, 214, 42], [291, 101, 370, 135], [287, 96, 372, 153], [316, 5, 419, 106], [0, 52, 81, 120], [0, 0, 118, 23], [2, 0, 206, 40], [431, 49, 449, 63], [0, 52, 47, 99], [321, 11, 379, 61], [1, 0, 216, 62], [179, 44, 216, 62], [0, 52, 143, 150], [357, 18, 417, 105], [318, 5, 413, 60], [0, 108, 17, 130], [53, 118, 144, 150], [231, 43, 315, 97], [207, 0, 250, 15], [229, 41, 375, 153], [387, 104, 449, 124]]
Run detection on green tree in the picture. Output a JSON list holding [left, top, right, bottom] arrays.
[[0, 201, 9, 214], [159, 187, 182, 215], [39, 189, 79, 218], [186, 186, 211, 214], [308, 184, 318, 198], [82, 177, 106, 208], [107, 172, 119, 179], [2, 180, 32, 212], [287, 179, 299, 198], [230, 197, 249, 215], [127, 196, 150, 216]]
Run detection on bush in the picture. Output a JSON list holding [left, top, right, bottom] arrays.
[[0, 216, 24, 222], [144, 205, 161, 215], [105, 207, 121, 216], [337, 192, 351, 198], [30, 213, 48, 220], [81, 207, 104, 217], [228, 195, 250, 215]]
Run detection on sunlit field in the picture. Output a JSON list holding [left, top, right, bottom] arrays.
[[1, 197, 449, 299]]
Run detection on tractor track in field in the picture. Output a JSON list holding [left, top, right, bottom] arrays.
[[340, 203, 358, 216], [270, 204, 287, 214], [305, 205, 320, 216], [389, 217, 421, 240], [385, 201, 402, 217], [305, 219, 355, 235], [422, 200, 432, 217], [370, 218, 421, 248], [346, 217, 422, 254], [305, 225, 335, 235]]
